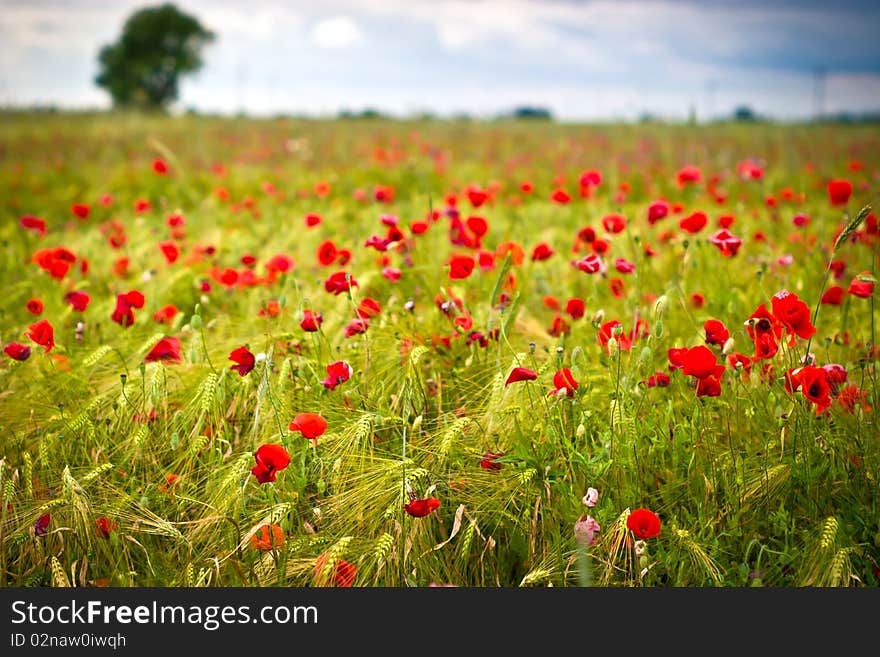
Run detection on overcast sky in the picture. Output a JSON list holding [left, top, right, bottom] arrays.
[[1, 0, 879, 121]]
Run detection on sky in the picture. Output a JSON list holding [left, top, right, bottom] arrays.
[[1, 0, 880, 121]]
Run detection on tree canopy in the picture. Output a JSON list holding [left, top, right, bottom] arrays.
[[95, 3, 214, 110]]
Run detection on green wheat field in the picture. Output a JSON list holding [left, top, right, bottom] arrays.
[[1, 112, 877, 587]]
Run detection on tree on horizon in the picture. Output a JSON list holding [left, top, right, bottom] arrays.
[[95, 3, 214, 110]]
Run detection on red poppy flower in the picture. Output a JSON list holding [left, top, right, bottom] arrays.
[[26, 319, 54, 353], [822, 363, 847, 390], [4, 342, 31, 361], [789, 366, 831, 415], [770, 290, 815, 340], [113, 256, 129, 277], [550, 368, 578, 397], [506, 367, 537, 386], [314, 554, 357, 587], [592, 239, 610, 254], [566, 298, 585, 319], [679, 211, 707, 233], [344, 317, 369, 337], [134, 198, 151, 213], [251, 523, 285, 551], [579, 169, 601, 187], [704, 319, 729, 346], [827, 179, 852, 206], [681, 345, 724, 380], [257, 300, 280, 318], [549, 315, 570, 337], [322, 360, 353, 390], [405, 497, 441, 518], [551, 188, 571, 204], [613, 258, 635, 274], [111, 290, 145, 327], [324, 271, 358, 295], [364, 235, 390, 252], [382, 267, 402, 283], [531, 242, 554, 261], [574, 253, 604, 274], [837, 385, 871, 413], [65, 291, 90, 312], [289, 412, 328, 443], [820, 286, 844, 305], [71, 203, 90, 219], [265, 253, 295, 276], [144, 336, 181, 363], [20, 215, 47, 236], [647, 371, 670, 387], [602, 213, 626, 234], [745, 303, 783, 342], [34, 513, 50, 536], [495, 241, 525, 266], [848, 273, 874, 298], [696, 375, 722, 397], [480, 451, 503, 471], [373, 185, 395, 203], [229, 346, 256, 376], [727, 352, 752, 375], [753, 332, 778, 360], [667, 347, 687, 370], [300, 309, 323, 332], [647, 200, 669, 225], [356, 297, 382, 319], [26, 298, 43, 315], [448, 255, 476, 280], [153, 304, 179, 323], [676, 165, 701, 187], [95, 516, 118, 539], [32, 247, 76, 280], [626, 508, 661, 539], [709, 229, 742, 256], [251, 444, 291, 484], [303, 213, 322, 228], [152, 158, 168, 174], [609, 278, 626, 298], [159, 240, 179, 264]]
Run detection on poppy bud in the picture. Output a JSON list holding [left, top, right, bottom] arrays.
[[607, 337, 618, 357], [191, 314, 203, 330], [592, 309, 605, 326], [722, 337, 735, 355], [576, 423, 585, 438], [652, 295, 668, 319]]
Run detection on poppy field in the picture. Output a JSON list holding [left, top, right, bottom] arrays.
[[0, 112, 878, 587]]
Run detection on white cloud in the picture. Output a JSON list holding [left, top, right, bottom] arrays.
[[311, 16, 363, 49]]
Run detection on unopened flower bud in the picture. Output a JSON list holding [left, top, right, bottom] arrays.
[[607, 337, 618, 357], [653, 295, 668, 319], [722, 337, 735, 355]]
